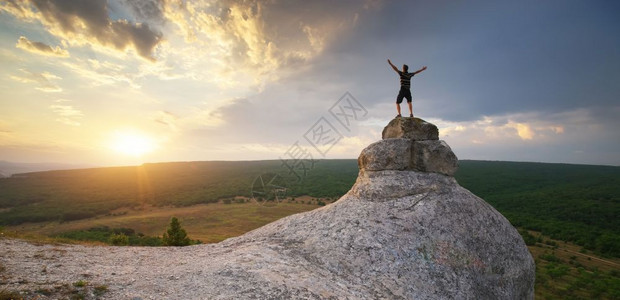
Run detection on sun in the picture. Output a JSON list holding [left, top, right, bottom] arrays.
[[109, 130, 156, 157]]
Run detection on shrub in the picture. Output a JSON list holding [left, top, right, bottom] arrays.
[[518, 229, 537, 246], [539, 252, 562, 263], [94, 285, 108, 296], [73, 280, 88, 287], [545, 263, 569, 279], [112, 228, 135, 236], [109, 233, 129, 246]]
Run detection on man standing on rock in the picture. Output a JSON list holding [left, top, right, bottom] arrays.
[[388, 59, 427, 118]]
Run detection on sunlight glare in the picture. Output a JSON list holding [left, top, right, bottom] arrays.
[[109, 130, 156, 157]]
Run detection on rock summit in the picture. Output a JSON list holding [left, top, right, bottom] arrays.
[[362, 117, 458, 176]]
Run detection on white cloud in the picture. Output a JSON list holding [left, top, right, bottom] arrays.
[[432, 112, 570, 144], [425, 107, 620, 165], [61, 58, 140, 88], [9, 69, 62, 92], [50, 100, 83, 126], [505, 122, 535, 140]]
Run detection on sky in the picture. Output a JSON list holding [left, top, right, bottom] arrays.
[[0, 0, 618, 167]]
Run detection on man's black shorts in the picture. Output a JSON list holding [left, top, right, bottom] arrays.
[[396, 87, 412, 104]]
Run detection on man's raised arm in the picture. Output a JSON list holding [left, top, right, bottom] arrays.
[[387, 59, 399, 73], [413, 66, 427, 75]]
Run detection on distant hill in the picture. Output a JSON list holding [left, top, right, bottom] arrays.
[[0, 159, 618, 257], [0, 160, 94, 177], [0, 159, 357, 222]]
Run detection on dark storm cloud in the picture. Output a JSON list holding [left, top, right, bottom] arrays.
[[1, 0, 163, 61], [121, 0, 165, 24], [197, 0, 619, 165], [329, 0, 620, 122]]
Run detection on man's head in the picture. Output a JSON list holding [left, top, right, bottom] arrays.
[[403, 64, 409, 72]]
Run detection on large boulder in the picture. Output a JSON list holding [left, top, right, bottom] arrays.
[[0, 118, 535, 299]]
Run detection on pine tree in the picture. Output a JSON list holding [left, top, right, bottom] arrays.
[[162, 217, 191, 246]]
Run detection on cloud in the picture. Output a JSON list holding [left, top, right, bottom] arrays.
[[61, 58, 140, 88], [158, 0, 373, 86], [50, 101, 83, 126], [152, 110, 178, 130], [10, 69, 62, 92], [426, 106, 620, 165], [121, 0, 165, 24], [505, 122, 535, 140], [1, 0, 163, 61], [1, 0, 377, 91], [434, 113, 566, 144], [15, 36, 69, 57]]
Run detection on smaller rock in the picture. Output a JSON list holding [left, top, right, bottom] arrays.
[[411, 140, 459, 176], [382, 117, 439, 140]]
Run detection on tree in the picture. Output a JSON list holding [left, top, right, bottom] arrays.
[[162, 217, 191, 246]]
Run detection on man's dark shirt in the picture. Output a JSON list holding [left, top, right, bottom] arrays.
[[398, 71, 415, 89]]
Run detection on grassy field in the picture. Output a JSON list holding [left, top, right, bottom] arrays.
[[4, 197, 324, 244]]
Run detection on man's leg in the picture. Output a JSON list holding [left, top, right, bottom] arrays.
[[396, 89, 405, 117], [405, 89, 413, 117]]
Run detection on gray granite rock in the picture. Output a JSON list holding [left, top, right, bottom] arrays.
[[358, 138, 412, 171], [357, 138, 458, 176], [382, 117, 439, 140], [412, 140, 459, 176], [177, 170, 534, 299]]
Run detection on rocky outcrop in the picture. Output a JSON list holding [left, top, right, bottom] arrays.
[[361, 118, 458, 176], [0, 118, 535, 299]]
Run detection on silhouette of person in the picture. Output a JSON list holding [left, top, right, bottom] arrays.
[[387, 59, 427, 118]]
